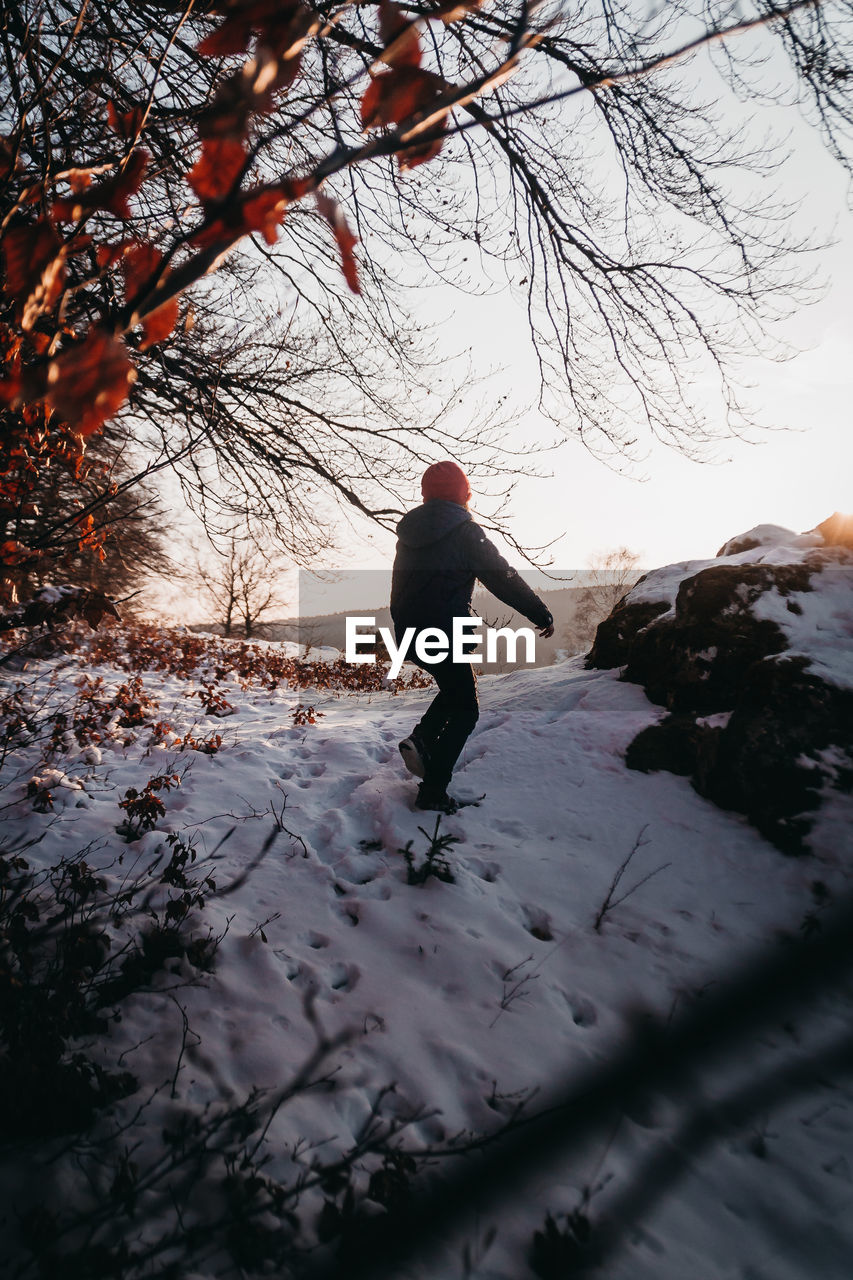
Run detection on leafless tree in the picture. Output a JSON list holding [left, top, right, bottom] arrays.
[[565, 546, 642, 653], [195, 537, 286, 638]]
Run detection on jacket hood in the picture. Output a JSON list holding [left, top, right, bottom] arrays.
[[396, 500, 471, 549]]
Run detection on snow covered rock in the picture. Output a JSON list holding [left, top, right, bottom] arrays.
[[715, 522, 824, 557], [587, 523, 853, 854]]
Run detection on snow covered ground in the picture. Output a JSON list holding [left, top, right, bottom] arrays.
[[3, 595, 852, 1277]]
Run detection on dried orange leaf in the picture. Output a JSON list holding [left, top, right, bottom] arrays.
[[316, 193, 360, 295], [47, 330, 136, 437], [378, 0, 422, 68], [123, 241, 163, 303], [188, 136, 246, 203], [107, 101, 145, 139], [241, 188, 288, 244], [65, 167, 95, 192], [0, 539, 32, 567], [360, 66, 443, 130], [398, 125, 447, 170], [2, 221, 67, 330], [140, 297, 179, 350], [198, 12, 254, 56], [52, 149, 149, 222]]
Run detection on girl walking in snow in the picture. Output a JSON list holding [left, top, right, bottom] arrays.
[[391, 462, 554, 813]]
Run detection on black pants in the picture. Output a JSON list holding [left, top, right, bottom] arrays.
[[413, 657, 479, 792]]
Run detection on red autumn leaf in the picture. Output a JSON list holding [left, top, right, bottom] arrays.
[[140, 297, 179, 351], [118, 242, 177, 349], [52, 149, 149, 222], [80, 592, 121, 629], [65, 167, 95, 192], [187, 217, 232, 252], [189, 175, 308, 250], [360, 66, 443, 130], [316, 193, 360, 295], [122, 241, 162, 303], [66, 234, 94, 256], [0, 539, 32, 567], [265, 46, 304, 96], [1, 362, 50, 414], [378, 0, 422, 68], [198, 11, 255, 57], [281, 175, 312, 202], [200, 1, 316, 76], [50, 196, 80, 222], [2, 221, 67, 330], [241, 188, 288, 245], [0, 375, 22, 409], [46, 330, 136, 437], [96, 148, 150, 218], [188, 136, 246, 203], [398, 124, 447, 170], [107, 101, 145, 140], [96, 240, 133, 269]]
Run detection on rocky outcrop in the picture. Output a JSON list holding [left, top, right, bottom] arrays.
[[585, 599, 670, 671], [696, 657, 853, 854], [588, 525, 853, 855]]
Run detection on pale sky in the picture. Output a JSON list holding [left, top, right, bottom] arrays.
[[341, 224, 853, 578], [335, 42, 853, 581]]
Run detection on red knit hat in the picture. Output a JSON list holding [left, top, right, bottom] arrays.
[[421, 461, 471, 505]]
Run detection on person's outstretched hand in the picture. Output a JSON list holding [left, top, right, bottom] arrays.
[[539, 622, 554, 639]]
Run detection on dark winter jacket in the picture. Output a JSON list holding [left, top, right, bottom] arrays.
[[390, 500, 553, 641]]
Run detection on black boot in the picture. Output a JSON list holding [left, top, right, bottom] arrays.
[[415, 782, 458, 814]]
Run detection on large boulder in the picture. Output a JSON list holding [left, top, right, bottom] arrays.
[[696, 656, 853, 854], [588, 522, 853, 855]]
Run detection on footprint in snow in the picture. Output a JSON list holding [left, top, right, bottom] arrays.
[[467, 857, 501, 883], [323, 774, 371, 806], [332, 845, 388, 886], [334, 901, 360, 927], [329, 962, 359, 992], [350, 879, 392, 902], [317, 812, 344, 845], [493, 817, 527, 840], [304, 930, 329, 950], [561, 990, 597, 1028], [520, 903, 554, 942], [334, 859, 380, 886]]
